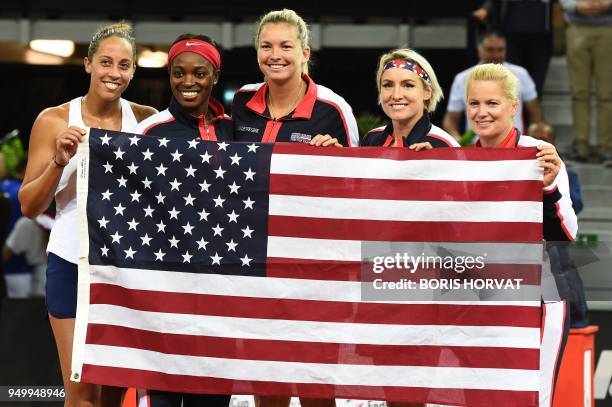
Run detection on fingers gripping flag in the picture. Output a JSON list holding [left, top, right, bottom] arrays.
[[71, 128, 558, 406]]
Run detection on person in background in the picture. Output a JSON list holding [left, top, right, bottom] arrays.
[[361, 48, 458, 150], [528, 121, 589, 328], [18, 22, 156, 406], [472, 0, 554, 98], [232, 8, 358, 148], [559, 0, 612, 164], [442, 30, 543, 144], [2, 215, 49, 297], [133, 32, 232, 407]]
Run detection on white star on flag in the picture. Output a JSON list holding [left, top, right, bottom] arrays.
[[210, 252, 223, 265], [103, 162, 113, 173], [124, 247, 136, 259], [244, 168, 256, 181], [183, 194, 195, 206], [243, 197, 255, 210], [196, 238, 209, 250], [110, 231, 123, 244], [214, 166, 226, 179], [168, 236, 180, 248], [241, 254, 252, 266], [200, 151, 212, 163], [127, 218, 139, 231], [242, 225, 254, 238], [228, 182, 241, 194], [127, 162, 138, 174], [226, 239, 238, 252], [114, 203, 126, 216], [187, 139, 198, 149], [212, 224, 224, 237], [100, 134, 111, 145], [143, 205, 155, 217], [158, 137, 169, 147], [142, 149, 154, 161], [98, 217, 109, 228], [114, 148, 125, 160], [140, 234, 152, 246], [129, 135, 140, 146], [156, 163, 168, 176], [101, 190, 113, 201], [230, 153, 242, 166], [168, 207, 180, 219], [154, 249, 165, 261], [171, 150, 183, 162], [247, 143, 259, 153]]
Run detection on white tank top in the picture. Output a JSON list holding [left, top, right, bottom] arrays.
[[47, 96, 139, 263]]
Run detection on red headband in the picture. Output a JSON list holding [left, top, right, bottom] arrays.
[[167, 39, 221, 70]]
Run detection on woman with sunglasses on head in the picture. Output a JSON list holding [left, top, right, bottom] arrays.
[[18, 22, 157, 406], [362, 48, 458, 150]]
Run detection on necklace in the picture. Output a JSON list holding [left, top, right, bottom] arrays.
[[81, 95, 120, 130], [267, 80, 305, 120]]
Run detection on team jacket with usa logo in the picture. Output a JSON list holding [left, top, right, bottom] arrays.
[[133, 97, 233, 141], [231, 75, 359, 147]]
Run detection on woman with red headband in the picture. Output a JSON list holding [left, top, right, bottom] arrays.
[[19, 22, 157, 406], [132, 33, 232, 407], [133, 33, 232, 141], [232, 8, 358, 148], [361, 48, 458, 150]]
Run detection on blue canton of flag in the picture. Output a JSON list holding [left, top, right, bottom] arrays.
[[86, 128, 271, 277]]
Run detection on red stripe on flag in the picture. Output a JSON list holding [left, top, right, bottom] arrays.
[[270, 174, 542, 202], [272, 143, 538, 161], [85, 324, 540, 370], [89, 284, 541, 327], [268, 216, 542, 242], [82, 365, 538, 407], [267, 257, 362, 281], [266, 257, 542, 285]]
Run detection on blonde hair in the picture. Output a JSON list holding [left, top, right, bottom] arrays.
[[254, 9, 311, 74], [465, 63, 519, 102], [375, 48, 443, 112], [88, 22, 136, 60]]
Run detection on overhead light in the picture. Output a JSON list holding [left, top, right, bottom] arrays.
[[137, 50, 168, 68], [29, 39, 75, 58], [24, 50, 64, 65]]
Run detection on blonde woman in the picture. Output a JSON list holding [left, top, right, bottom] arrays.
[[466, 63, 577, 404], [362, 48, 458, 149], [232, 8, 358, 148]]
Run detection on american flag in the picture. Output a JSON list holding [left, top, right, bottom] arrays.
[[71, 128, 561, 406]]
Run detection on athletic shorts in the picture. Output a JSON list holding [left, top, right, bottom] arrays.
[[45, 253, 78, 318]]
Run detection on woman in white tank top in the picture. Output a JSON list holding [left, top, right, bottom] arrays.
[[18, 22, 156, 406]]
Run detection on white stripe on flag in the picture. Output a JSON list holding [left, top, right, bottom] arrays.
[[270, 155, 542, 181], [83, 344, 540, 391], [89, 265, 541, 307], [87, 304, 541, 349], [269, 195, 542, 223]]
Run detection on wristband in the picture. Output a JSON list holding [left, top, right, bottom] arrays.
[[52, 155, 68, 168]]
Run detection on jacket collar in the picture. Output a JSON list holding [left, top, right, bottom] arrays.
[[168, 96, 226, 128], [245, 74, 318, 120], [383, 113, 432, 145]]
